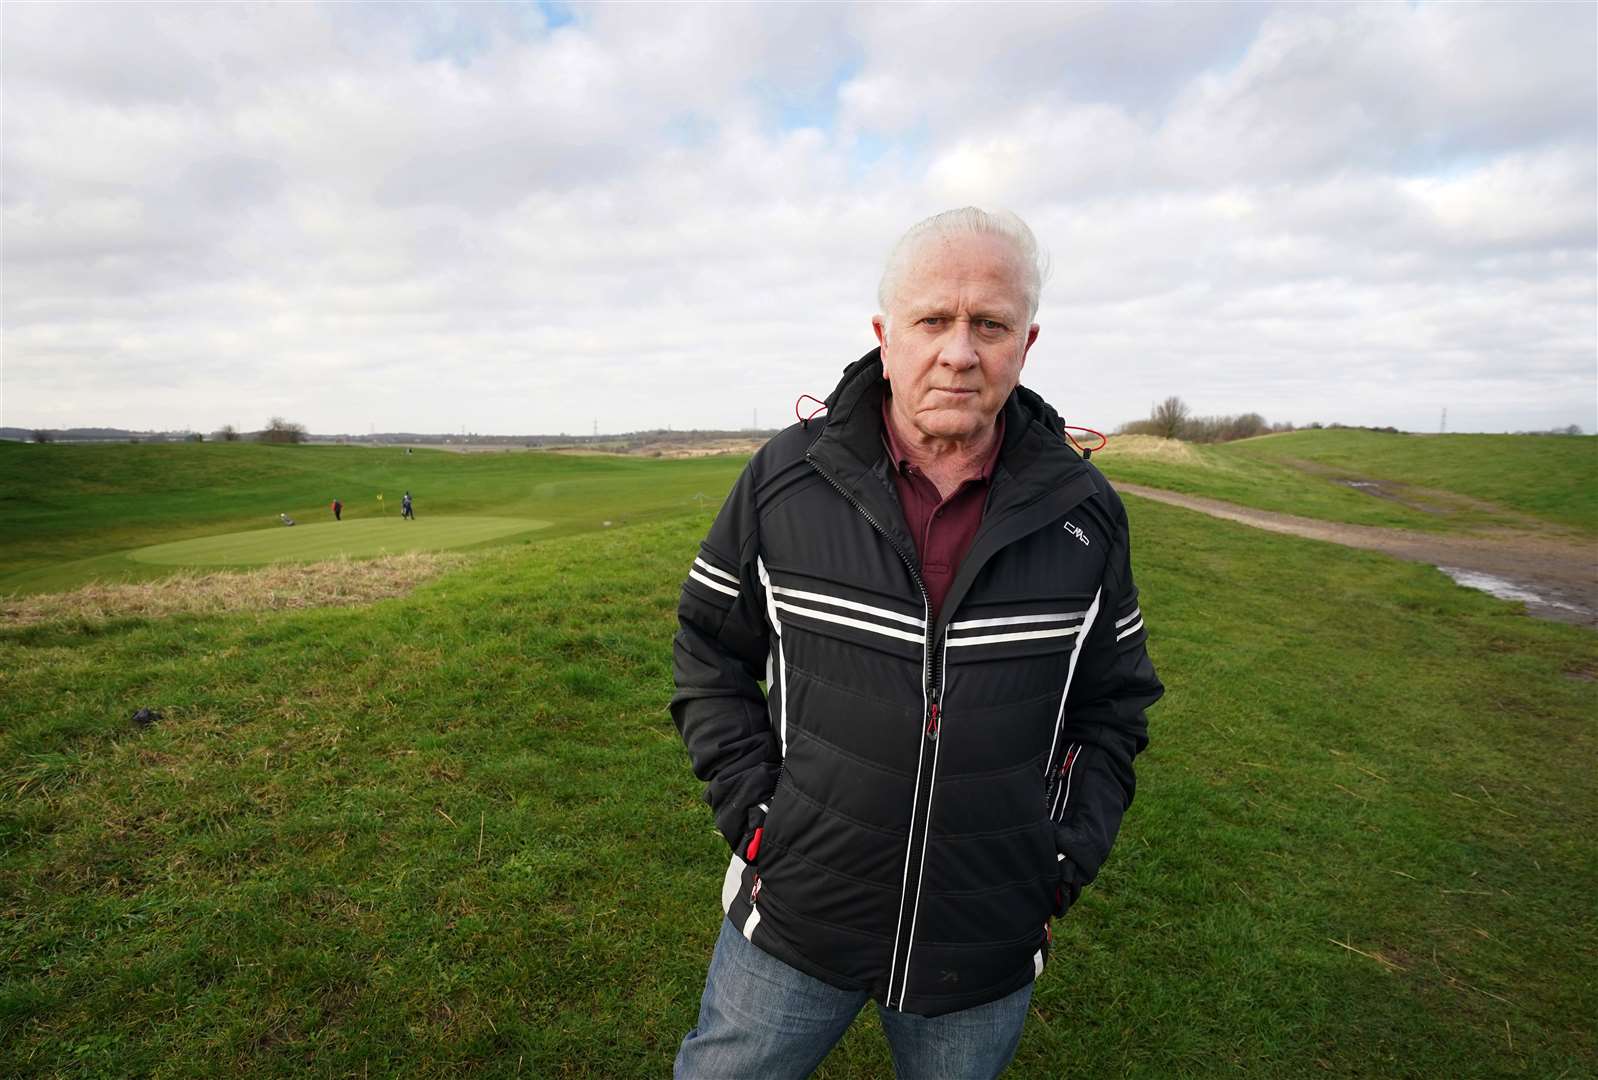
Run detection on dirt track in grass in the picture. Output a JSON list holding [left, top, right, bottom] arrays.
[[1117, 482, 1598, 628]]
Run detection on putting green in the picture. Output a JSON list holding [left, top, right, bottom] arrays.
[[129, 516, 552, 567]]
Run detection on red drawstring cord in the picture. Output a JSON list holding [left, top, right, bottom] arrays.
[[795, 395, 828, 426], [1064, 425, 1107, 455]]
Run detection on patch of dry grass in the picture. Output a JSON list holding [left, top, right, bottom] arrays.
[[1101, 434, 1202, 462], [0, 552, 467, 627], [549, 438, 767, 459]]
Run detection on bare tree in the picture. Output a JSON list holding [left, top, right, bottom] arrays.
[[259, 417, 308, 444], [31, 429, 54, 443], [1149, 396, 1190, 440], [216, 424, 241, 442]]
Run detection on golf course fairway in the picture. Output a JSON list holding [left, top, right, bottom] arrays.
[[128, 516, 551, 566]]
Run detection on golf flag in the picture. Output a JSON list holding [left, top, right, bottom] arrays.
[[377, 492, 385, 514]]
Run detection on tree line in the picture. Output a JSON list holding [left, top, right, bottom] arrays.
[[27, 417, 308, 445], [1116, 397, 1296, 443], [1117, 397, 1586, 443]]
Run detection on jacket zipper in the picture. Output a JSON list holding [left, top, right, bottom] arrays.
[[807, 453, 939, 1011], [805, 455, 937, 695], [1043, 743, 1079, 818]]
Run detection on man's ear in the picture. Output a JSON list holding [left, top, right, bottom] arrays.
[[1020, 323, 1040, 370], [872, 315, 889, 351]]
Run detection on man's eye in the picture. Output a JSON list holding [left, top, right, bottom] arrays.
[[919, 317, 944, 328], [979, 319, 1006, 332]]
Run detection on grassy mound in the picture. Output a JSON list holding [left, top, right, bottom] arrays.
[[1231, 429, 1598, 531], [1096, 429, 1597, 535], [128, 517, 548, 567]]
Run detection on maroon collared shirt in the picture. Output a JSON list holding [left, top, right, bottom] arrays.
[[881, 396, 1004, 624]]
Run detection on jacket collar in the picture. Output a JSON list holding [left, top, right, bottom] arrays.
[[809, 347, 1088, 504], [806, 349, 1098, 631]]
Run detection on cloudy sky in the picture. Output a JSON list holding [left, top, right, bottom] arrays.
[[4, 1, 1595, 436]]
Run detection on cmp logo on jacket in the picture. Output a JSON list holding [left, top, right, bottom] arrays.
[[1063, 520, 1090, 546]]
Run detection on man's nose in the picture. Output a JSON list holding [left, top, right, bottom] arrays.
[[937, 321, 980, 369]]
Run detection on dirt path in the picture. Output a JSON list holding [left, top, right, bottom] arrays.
[[1117, 483, 1598, 628]]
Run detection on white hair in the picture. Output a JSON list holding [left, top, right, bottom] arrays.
[[876, 207, 1048, 333]]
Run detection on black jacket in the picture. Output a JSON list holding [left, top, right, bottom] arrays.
[[672, 350, 1162, 1017]]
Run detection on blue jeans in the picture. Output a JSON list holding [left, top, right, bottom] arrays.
[[675, 918, 1033, 1079]]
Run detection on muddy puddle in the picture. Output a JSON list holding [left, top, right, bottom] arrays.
[[1435, 567, 1592, 623]]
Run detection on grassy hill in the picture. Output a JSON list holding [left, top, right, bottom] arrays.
[[0, 442, 745, 594], [1094, 430, 1597, 535], [1233, 429, 1598, 530], [1, 445, 1595, 1076]]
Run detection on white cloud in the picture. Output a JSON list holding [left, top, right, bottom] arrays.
[[2, 1, 1593, 436]]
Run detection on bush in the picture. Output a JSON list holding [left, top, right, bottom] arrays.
[[1116, 398, 1302, 444], [258, 417, 307, 444], [1183, 412, 1269, 443]]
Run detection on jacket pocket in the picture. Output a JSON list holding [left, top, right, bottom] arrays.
[[739, 792, 774, 863], [1050, 841, 1087, 916], [723, 794, 776, 916]]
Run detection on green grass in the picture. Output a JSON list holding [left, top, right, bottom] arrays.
[[2, 485, 1594, 1076], [129, 517, 551, 566], [0, 442, 744, 594], [1233, 430, 1598, 532], [1095, 430, 1598, 536]]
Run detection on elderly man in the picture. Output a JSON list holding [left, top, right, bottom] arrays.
[[671, 208, 1162, 1078]]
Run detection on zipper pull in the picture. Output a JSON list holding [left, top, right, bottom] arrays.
[[749, 874, 762, 906], [926, 700, 940, 741]]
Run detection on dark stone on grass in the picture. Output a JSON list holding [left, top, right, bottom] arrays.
[[131, 707, 162, 727]]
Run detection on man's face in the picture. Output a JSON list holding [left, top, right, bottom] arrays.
[[873, 231, 1040, 446]]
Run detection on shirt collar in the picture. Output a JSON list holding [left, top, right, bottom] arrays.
[[880, 392, 1005, 482]]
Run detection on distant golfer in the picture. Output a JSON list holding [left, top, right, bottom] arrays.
[[279, 513, 295, 527], [331, 498, 343, 521], [401, 492, 415, 520]]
